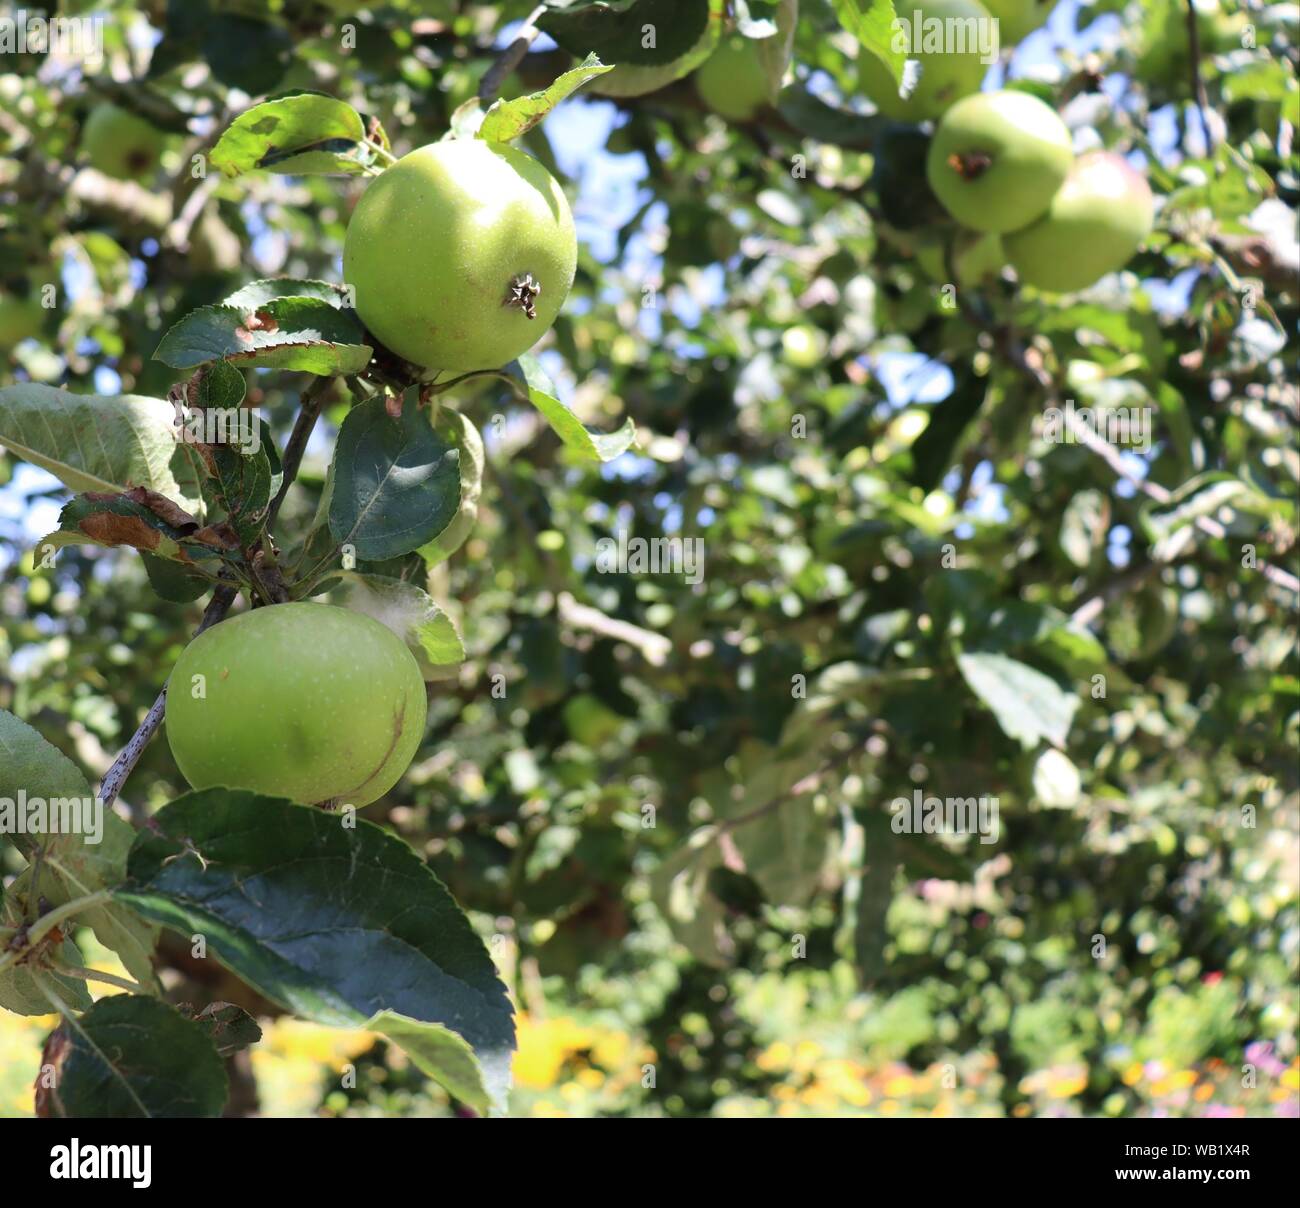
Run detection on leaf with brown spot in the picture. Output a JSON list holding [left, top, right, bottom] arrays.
[[192, 523, 242, 549], [78, 511, 164, 552], [122, 485, 200, 533]]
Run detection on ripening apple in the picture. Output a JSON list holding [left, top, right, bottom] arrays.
[[1004, 151, 1154, 292], [80, 103, 166, 181], [981, 0, 1057, 45], [781, 324, 827, 368], [859, 0, 995, 123], [926, 89, 1073, 233], [694, 34, 773, 121], [165, 602, 427, 807], [343, 138, 577, 375]]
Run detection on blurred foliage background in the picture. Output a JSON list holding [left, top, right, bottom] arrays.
[[1, 0, 1298, 1117]]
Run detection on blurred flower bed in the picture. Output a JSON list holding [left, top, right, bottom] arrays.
[[2, 934, 1294, 1119]]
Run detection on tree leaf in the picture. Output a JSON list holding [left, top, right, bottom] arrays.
[[36, 995, 227, 1119], [833, 0, 902, 84], [0, 384, 203, 509], [505, 355, 636, 461], [116, 790, 516, 1114], [328, 394, 462, 560], [334, 571, 466, 680], [175, 1001, 263, 1057], [957, 652, 1080, 749], [203, 14, 291, 97], [0, 710, 161, 992], [539, 0, 712, 66], [211, 92, 375, 178], [480, 55, 612, 143], [153, 299, 371, 374]]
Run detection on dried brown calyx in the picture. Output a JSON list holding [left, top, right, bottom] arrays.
[[504, 273, 541, 320]]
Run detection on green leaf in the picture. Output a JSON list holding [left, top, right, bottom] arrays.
[[480, 54, 613, 143], [175, 1001, 263, 1057], [506, 355, 637, 461], [328, 394, 462, 561], [777, 82, 883, 149], [153, 298, 371, 374], [650, 828, 734, 966], [211, 92, 377, 178], [1060, 489, 1108, 568], [116, 790, 516, 1113], [0, 945, 94, 1016], [539, 0, 712, 67], [834, 0, 902, 84], [203, 14, 291, 99], [38, 996, 228, 1119], [0, 710, 161, 992], [0, 384, 203, 509], [957, 652, 1080, 749], [141, 552, 211, 602], [222, 278, 353, 311], [334, 571, 467, 681]]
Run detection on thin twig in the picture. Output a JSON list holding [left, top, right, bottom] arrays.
[[1185, 0, 1214, 149], [557, 592, 673, 666], [478, 4, 548, 102], [1003, 331, 1300, 596], [268, 376, 334, 527]]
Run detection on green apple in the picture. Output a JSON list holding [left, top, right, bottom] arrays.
[[1004, 150, 1154, 292], [981, 0, 1056, 44], [694, 35, 773, 121], [859, 0, 995, 123], [927, 89, 1073, 233], [418, 405, 484, 567], [165, 602, 427, 807], [343, 138, 576, 375], [563, 694, 625, 747], [916, 230, 1005, 285], [80, 103, 165, 181], [781, 324, 827, 368], [0, 294, 45, 347]]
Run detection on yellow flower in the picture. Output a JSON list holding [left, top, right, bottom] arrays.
[[879, 1098, 901, 1116], [1281, 1069, 1300, 1092], [1170, 1070, 1197, 1090], [884, 1074, 915, 1097], [756, 1041, 792, 1072], [512, 1015, 595, 1090], [1122, 1062, 1144, 1086]]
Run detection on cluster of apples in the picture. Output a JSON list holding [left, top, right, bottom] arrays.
[[865, 0, 1154, 292]]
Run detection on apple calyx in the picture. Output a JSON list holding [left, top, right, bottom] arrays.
[[505, 273, 542, 320], [948, 151, 993, 181]]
